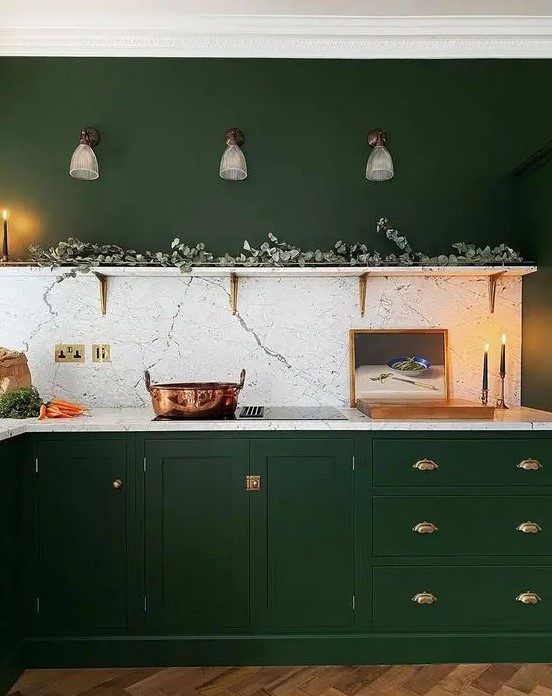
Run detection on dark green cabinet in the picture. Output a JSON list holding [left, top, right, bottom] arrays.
[[10, 430, 552, 669], [373, 495, 552, 556], [373, 438, 552, 486], [250, 439, 354, 631], [0, 438, 21, 695], [373, 565, 552, 631], [34, 439, 128, 633], [144, 439, 250, 633]]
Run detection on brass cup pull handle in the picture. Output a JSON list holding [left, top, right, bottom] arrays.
[[412, 521, 438, 534], [412, 592, 437, 605], [112, 479, 123, 489], [516, 521, 542, 534], [413, 458, 439, 471], [517, 458, 543, 471], [516, 591, 542, 604]]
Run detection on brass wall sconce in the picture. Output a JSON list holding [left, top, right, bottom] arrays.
[[366, 130, 394, 182], [70, 127, 100, 181], [219, 128, 247, 181]]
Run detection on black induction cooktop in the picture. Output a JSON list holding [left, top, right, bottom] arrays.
[[239, 406, 346, 420], [152, 406, 347, 421]]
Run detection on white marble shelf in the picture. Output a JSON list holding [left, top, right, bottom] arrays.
[[0, 263, 536, 316], [2, 407, 552, 442], [0, 264, 537, 278]]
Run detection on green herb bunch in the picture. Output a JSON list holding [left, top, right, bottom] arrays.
[[0, 387, 43, 418]]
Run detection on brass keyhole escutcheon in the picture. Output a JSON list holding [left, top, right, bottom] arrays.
[[246, 475, 261, 491]]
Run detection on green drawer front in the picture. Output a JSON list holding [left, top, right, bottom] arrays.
[[373, 439, 552, 486], [373, 495, 552, 556], [373, 566, 552, 631]]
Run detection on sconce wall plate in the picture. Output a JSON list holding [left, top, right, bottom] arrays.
[[225, 128, 245, 147], [81, 127, 100, 148], [367, 130, 387, 147]]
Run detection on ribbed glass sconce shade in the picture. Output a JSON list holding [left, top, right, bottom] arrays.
[[219, 144, 247, 181], [366, 145, 394, 182], [70, 143, 99, 181]]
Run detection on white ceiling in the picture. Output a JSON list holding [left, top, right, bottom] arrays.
[[1, 0, 551, 57]]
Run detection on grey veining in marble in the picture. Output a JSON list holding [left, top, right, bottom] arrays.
[[0, 273, 522, 407], [2, 406, 552, 443]]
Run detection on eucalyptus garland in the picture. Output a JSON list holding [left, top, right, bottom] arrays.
[[28, 217, 523, 274]]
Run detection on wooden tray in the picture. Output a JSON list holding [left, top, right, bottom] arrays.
[[356, 398, 496, 420]]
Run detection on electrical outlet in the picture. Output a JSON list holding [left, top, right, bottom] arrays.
[[92, 344, 111, 363], [54, 344, 85, 363]]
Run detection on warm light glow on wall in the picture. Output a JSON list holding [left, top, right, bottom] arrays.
[[1, 207, 41, 260]]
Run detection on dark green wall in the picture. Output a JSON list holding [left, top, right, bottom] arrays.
[[519, 158, 552, 410], [1, 58, 551, 258]]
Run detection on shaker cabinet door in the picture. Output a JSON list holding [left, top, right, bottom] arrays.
[[144, 439, 250, 633], [250, 439, 354, 632], [35, 438, 129, 633], [0, 439, 19, 653]]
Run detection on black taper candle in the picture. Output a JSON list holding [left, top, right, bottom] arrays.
[[500, 334, 506, 375], [1, 210, 8, 260]]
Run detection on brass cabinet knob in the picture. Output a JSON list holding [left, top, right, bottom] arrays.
[[516, 591, 542, 604], [516, 521, 542, 534], [517, 458, 543, 471], [412, 521, 438, 534], [412, 592, 437, 605], [412, 458, 439, 471], [112, 479, 123, 489]]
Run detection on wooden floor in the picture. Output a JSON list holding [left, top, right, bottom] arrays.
[[10, 665, 552, 696]]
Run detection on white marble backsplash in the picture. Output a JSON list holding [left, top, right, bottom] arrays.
[[0, 273, 522, 407]]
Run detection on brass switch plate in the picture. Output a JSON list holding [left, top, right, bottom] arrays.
[[55, 344, 85, 363], [92, 344, 111, 363]]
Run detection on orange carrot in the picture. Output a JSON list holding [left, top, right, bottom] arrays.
[[38, 404, 47, 420], [50, 399, 85, 411], [45, 406, 70, 418]]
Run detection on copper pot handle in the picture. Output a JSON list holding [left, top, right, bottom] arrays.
[[237, 369, 246, 391], [144, 370, 152, 393]]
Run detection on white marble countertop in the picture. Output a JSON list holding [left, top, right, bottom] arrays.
[[2, 406, 552, 442]]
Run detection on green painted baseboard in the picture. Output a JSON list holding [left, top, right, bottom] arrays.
[[0, 644, 24, 696], [24, 634, 552, 668]]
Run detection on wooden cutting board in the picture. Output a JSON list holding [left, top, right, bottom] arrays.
[[356, 398, 496, 420]]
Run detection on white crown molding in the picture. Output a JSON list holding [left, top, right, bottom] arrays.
[[1, 15, 552, 58]]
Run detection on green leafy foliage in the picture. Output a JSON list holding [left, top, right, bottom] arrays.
[[0, 387, 42, 418], [28, 217, 524, 273]]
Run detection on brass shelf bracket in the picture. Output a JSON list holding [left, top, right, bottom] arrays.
[[488, 272, 505, 314], [359, 273, 369, 317], [95, 272, 108, 315], [230, 273, 239, 315]]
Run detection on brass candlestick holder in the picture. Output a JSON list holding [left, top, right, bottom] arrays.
[[496, 372, 508, 409], [481, 388, 489, 406]]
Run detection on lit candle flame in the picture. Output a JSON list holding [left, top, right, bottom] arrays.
[[2, 210, 7, 221], [502, 334, 506, 344], [484, 343, 490, 352]]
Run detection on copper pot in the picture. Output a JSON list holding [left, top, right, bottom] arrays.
[[145, 369, 246, 419]]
